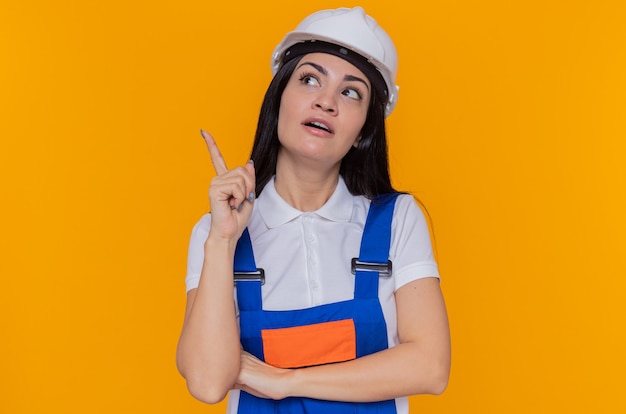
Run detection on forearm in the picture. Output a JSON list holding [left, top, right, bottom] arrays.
[[237, 278, 451, 403], [285, 341, 449, 402], [176, 237, 241, 403]]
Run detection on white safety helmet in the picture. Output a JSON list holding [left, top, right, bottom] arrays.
[[271, 6, 399, 117]]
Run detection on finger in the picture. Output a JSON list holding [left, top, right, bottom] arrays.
[[244, 159, 255, 180], [243, 160, 256, 200], [200, 129, 229, 175], [209, 173, 252, 212], [244, 160, 256, 202], [224, 165, 256, 211]]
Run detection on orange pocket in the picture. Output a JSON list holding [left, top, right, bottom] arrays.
[[261, 319, 356, 368]]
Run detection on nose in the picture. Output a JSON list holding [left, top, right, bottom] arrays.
[[313, 90, 337, 114]]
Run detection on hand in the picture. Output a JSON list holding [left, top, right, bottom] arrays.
[[235, 351, 293, 400], [201, 130, 256, 243]]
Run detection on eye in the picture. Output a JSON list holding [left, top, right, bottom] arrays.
[[342, 87, 362, 100], [299, 73, 320, 87]]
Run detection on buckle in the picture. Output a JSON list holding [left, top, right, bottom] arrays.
[[234, 268, 265, 285], [351, 258, 392, 277]]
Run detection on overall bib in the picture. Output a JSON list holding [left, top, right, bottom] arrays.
[[233, 193, 399, 413]]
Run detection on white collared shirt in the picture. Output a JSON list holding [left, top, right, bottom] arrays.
[[185, 176, 439, 413]]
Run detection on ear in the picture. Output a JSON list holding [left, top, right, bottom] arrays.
[[352, 135, 362, 148]]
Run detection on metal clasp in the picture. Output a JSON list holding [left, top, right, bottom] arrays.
[[351, 258, 392, 277], [234, 268, 265, 285]]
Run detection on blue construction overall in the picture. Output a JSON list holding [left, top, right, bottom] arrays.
[[233, 193, 399, 413]]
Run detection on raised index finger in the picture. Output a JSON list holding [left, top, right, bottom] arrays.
[[200, 129, 228, 175]]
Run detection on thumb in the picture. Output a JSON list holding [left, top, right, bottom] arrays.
[[244, 159, 255, 176], [244, 159, 256, 193]]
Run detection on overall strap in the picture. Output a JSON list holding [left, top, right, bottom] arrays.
[[354, 193, 399, 299], [234, 228, 263, 311]]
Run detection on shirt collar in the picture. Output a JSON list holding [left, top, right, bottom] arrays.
[[257, 176, 354, 228]]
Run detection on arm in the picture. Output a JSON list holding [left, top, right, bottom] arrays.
[[236, 276, 451, 402], [176, 131, 256, 404]]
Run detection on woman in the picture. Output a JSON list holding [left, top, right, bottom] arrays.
[[177, 6, 450, 413]]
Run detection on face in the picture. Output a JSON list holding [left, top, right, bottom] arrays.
[[276, 52, 371, 169]]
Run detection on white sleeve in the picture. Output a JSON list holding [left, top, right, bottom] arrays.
[[185, 214, 212, 293], [390, 194, 440, 291]]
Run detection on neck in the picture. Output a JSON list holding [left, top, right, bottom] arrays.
[[274, 158, 341, 212]]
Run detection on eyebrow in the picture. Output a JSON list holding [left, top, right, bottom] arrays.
[[296, 61, 370, 91]]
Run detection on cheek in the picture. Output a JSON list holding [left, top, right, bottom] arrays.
[[348, 112, 368, 144], [277, 90, 300, 139], [276, 100, 290, 142]]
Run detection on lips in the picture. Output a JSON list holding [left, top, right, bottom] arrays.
[[303, 118, 334, 134]]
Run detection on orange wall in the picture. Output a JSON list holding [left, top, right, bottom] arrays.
[[1, 1, 625, 412]]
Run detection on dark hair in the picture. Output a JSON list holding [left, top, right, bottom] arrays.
[[250, 56, 398, 199]]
